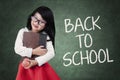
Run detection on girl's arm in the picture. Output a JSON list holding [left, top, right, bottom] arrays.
[[14, 28, 33, 58], [35, 41, 55, 66]]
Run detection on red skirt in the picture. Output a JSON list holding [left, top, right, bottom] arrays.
[[16, 62, 60, 80]]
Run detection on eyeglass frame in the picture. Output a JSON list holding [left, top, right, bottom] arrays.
[[31, 16, 47, 26]]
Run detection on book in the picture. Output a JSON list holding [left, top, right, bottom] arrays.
[[22, 31, 47, 59], [23, 32, 47, 49]]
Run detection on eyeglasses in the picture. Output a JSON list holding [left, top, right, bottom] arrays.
[[31, 16, 46, 26]]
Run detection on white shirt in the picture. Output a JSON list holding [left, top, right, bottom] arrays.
[[14, 27, 55, 66]]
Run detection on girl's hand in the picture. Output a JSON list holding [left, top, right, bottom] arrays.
[[22, 58, 30, 69], [22, 58, 38, 69], [32, 46, 48, 56]]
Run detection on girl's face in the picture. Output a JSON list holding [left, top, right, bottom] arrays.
[[31, 12, 46, 32]]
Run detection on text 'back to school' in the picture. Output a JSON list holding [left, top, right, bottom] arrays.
[[62, 16, 114, 67]]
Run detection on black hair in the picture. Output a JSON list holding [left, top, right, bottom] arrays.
[[26, 6, 55, 47]]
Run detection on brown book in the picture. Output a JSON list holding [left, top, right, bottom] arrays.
[[23, 32, 47, 49], [23, 32, 40, 49], [22, 31, 47, 59]]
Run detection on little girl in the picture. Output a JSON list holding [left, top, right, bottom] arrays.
[[14, 6, 60, 80]]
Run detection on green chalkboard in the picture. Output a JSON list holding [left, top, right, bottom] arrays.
[[0, 0, 120, 80]]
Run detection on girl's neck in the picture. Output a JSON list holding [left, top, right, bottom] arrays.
[[31, 30, 39, 33]]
